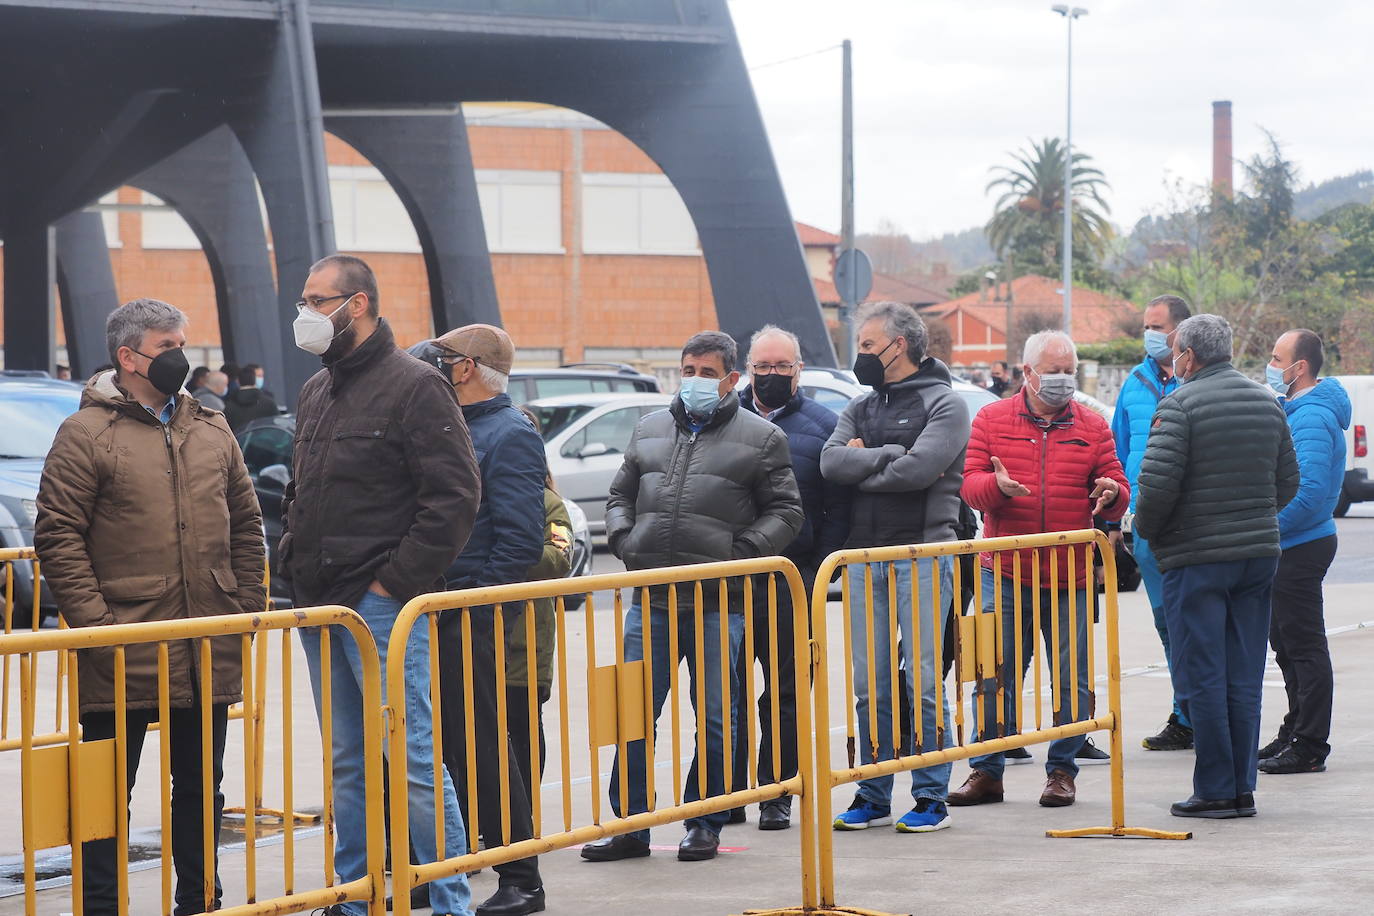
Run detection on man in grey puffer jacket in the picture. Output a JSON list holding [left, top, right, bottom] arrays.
[[582, 330, 803, 865], [1136, 314, 1299, 820]]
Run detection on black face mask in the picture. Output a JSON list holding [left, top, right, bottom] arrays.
[[752, 373, 794, 411], [852, 338, 898, 389], [133, 347, 190, 396]]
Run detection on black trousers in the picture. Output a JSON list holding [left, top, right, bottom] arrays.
[[505, 685, 548, 806], [437, 607, 540, 889], [1270, 534, 1337, 759], [731, 571, 807, 793], [80, 700, 229, 916]]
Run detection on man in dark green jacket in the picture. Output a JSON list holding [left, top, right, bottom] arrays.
[[1135, 314, 1300, 820]]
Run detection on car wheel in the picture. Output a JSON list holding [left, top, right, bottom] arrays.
[[1334, 489, 1352, 518]]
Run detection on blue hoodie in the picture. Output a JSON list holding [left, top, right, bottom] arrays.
[[1111, 355, 1180, 512], [1277, 377, 1351, 549]]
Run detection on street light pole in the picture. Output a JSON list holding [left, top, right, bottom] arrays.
[[1052, 5, 1087, 334], [840, 38, 855, 363]]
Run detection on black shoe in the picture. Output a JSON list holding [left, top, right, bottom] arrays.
[[1257, 732, 1291, 760], [1170, 796, 1239, 819], [385, 883, 430, 911], [677, 825, 720, 861], [1004, 745, 1034, 765], [1235, 792, 1257, 817], [1258, 744, 1326, 775], [311, 908, 348, 916], [1142, 713, 1194, 751], [581, 833, 651, 862], [1075, 737, 1110, 765], [758, 798, 792, 831], [727, 806, 747, 824], [476, 885, 546, 916]]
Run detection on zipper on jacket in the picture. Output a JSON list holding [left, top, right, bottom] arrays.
[[665, 428, 699, 565], [1040, 429, 1049, 535], [163, 419, 196, 686]]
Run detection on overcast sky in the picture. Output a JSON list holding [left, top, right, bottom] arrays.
[[727, 0, 1374, 242]]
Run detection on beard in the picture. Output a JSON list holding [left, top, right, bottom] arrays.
[[320, 312, 360, 363]]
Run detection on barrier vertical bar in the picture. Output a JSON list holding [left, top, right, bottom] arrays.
[[742, 576, 758, 790], [791, 565, 818, 911], [241, 634, 258, 902], [934, 556, 947, 748], [1013, 551, 1024, 734], [158, 645, 172, 915], [667, 584, 682, 806], [69, 650, 86, 916], [1031, 551, 1043, 731], [862, 564, 877, 763], [613, 589, 630, 822], [19, 652, 36, 916], [461, 609, 480, 848], [909, 559, 923, 751], [493, 603, 512, 846], [281, 629, 295, 895], [2, 561, 12, 741], [320, 626, 335, 886], [693, 581, 707, 800], [838, 569, 856, 765], [951, 553, 963, 745], [640, 586, 656, 813], [114, 647, 129, 916], [199, 638, 214, 915], [583, 594, 601, 823], [886, 567, 900, 758], [429, 611, 446, 855], [555, 595, 573, 832], [524, 599, 540, 836], [991, 552, 1004, 736], [812, 560, 837, 907], [1085, 545, 1097, 714], [766, 573, 781, 786], [973, 559, 986, 741], [719, 578, 733, 799], [1050, 552, 1062, 724]]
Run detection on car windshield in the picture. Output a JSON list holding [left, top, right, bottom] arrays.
[[0, 387, 82, 458], [531, 403, 595, 441]]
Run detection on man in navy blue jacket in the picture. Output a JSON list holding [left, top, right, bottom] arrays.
[[420, 324, 547, 916], [1261, 329, 1349, 775], [730, 325, 852, 830]]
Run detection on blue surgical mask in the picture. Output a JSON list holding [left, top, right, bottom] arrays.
[[1144, 329, 1172, 362], [1266, 364, 1291, 396], [679, 376, 723, 417]]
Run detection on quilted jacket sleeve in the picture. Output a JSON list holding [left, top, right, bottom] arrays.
[[1134, 396, 1189, 542], [34, 419, 112, 629]]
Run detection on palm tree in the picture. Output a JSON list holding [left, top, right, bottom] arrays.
[[985, 137, 1114, 272]]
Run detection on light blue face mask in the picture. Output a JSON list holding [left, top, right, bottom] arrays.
[[679, 376, 723, 417], [1144, 329, 1172, 362], [1266, 364, 1292, 396]]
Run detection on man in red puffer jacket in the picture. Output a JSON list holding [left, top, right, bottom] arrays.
[[947, 330, 1129, 810]]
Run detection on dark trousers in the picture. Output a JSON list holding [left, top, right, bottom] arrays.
[[1163, 556, 1277, 800], [1270, 534, 1337, 759], [505, 685, 548, 805], [437, 607, 540, 889], [730, 572, 806, 794], [80, 700, 229, 916]]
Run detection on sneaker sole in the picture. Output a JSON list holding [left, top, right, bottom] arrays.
[[946, 794, 1002, 807], [1259, 763, 1326, 775], [832, 816, 894, 830], [1170, 807, 1240, 819], [1075, 757, 1111, 765], [895, 818, 951, 833]]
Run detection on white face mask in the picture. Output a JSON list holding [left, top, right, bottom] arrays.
[[293, 296, 354, 356]]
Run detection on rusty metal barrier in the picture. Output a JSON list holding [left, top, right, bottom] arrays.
[[792, 529, 1189, 916], [3, 606, 386, 916], [384, 557, 820, 915]]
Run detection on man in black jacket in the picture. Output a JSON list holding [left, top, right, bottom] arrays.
[[281, 254, 481, 916], [1136, 314, 1300, 820], [581, 330, 803, 865], [222, 364, 279, 431], [730, 325, 850, 831]]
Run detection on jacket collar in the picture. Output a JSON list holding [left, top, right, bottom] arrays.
[[671, 388, 741, 433], [324, 318, 396, 393], [1017, 388, 1076, 430], [83, 369, 189, 427], [461, 392, 514, 422], [740, 384, 802, 421]]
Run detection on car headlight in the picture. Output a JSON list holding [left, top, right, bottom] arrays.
[[20, 499, 37, 527]]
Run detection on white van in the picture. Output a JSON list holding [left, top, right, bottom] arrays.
[[1333, 375, 1374, 516]]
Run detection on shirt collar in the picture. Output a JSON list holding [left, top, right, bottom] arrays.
[[143, 395, 176, 425]]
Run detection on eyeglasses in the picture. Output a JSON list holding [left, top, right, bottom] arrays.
[[294, 292, 358, 311], [750, 361, 798, 375]]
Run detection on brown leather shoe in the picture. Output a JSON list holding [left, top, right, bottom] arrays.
[[1039, 769, 1076, 807], [946, 769, 1005, 806]]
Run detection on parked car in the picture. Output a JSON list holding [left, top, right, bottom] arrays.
[[0, 375, 83, 627], [235, 414, 594, 603], [1332, 375, 1373, 516], [508, 363, 659, 406], [527, 392, 674, 537]]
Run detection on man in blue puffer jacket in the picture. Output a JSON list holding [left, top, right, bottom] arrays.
[[1109, 294, 1192, 751], [1259, 329, 1350, 775], [731, 325, 852, 830]]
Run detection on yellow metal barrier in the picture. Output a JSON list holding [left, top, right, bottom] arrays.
[[383, 558, 820, 915], [792, 530, 1189, 916], [3, 606, 386, 916]]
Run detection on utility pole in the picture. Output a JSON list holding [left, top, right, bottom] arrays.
[[840, 38, 855, 363], [1052, 5, 1088, 335]]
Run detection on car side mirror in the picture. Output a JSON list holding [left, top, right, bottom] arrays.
[[577, 442, 610, 459], [258, 464, 291, 492]]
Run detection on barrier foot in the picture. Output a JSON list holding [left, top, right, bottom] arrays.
[[1045, 825, 1192, 840], [223, 806, 323, 825], [739, 905, 910, 916]]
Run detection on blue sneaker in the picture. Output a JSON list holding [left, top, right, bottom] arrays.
[[832, 797, 893, 830], [896, 798, 951, 833]]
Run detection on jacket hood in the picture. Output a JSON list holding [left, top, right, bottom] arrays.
[[1285, 377, 1352, 429], [883, 356, 954, 394], [81, 369, 180, 420]]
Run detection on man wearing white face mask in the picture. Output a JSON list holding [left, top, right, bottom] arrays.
[[949, 330, 1128, 810], [586, 330, 802, 864], [281, 254, 482, 916]]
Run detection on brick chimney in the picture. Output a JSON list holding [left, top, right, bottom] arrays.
[[1212, 100, 1233, 198]]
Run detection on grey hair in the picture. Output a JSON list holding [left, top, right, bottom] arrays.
[[476, 361, 509, 393], [682, 330, 738, 372], [747, 325, 802, 362], [1175, 314, 1233, 366], [106, 298, 187, 365], [1022, 330, 1078, 368], [856, 301, 928, 362]]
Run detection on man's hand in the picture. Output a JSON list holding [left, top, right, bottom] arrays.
[[367, 579, 392, 597], [991, 456, 1030, 498], [1107, 529, 1124, 551], [1089, 477, 1121, 515], [846, 437, 865, 448]]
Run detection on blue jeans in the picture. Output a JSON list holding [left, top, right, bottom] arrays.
[[609, 584, 744, 839], [1163, 557, 1276, 800], [300, 591, 472, 916], [848, 558, 953, 807], [969, 568, 1091, 779], [1135, 535, 1188, 726]]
